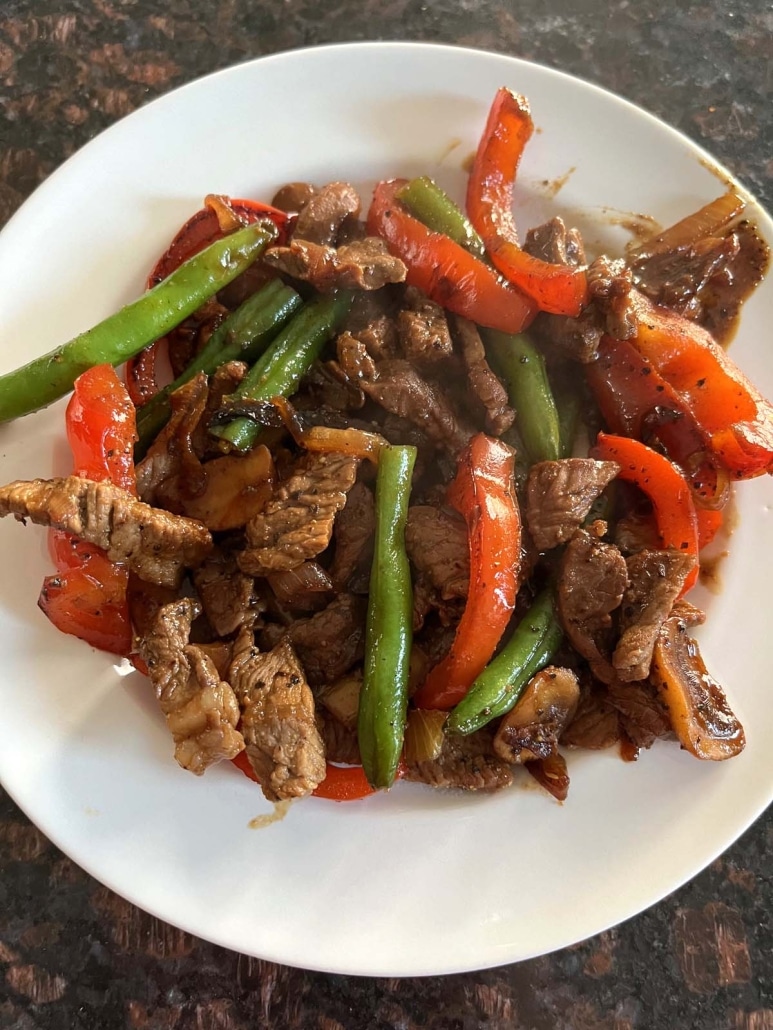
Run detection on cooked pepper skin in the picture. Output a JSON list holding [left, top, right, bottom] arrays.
[[358, 444, 417, 789], [466, 88, 588, 316], [446, 587, 562, 735], [592, 432, 699, 593], [367, 179, 536, 334], [0, 222, 277, 423], [414, 433, 521, 711], [396, 176, 487, 260]]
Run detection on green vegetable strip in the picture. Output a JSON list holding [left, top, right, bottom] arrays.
[[396, 176, 487, 260], [555, 380, 582, 459], [0, 222, 277, 423], [136, 279, 301, 449], [358, 444, 417, 789], [446, 587, 563, 736], [484, 330, 562, 464], [211, 291, 353, 451]]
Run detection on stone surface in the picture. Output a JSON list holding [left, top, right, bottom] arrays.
[[0, 1, 771, 1027]]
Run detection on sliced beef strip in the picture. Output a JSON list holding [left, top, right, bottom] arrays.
[[301, 360, 365, 412], [345, 289, 400, 360], [263, 237, 407, 292], [229, 628, 326, 802], [239, 452, 360, 576], [524, 217, 586, 266], [560, 681, 621, 750], [192, 546, 264, 638], [405, 505, 469, 601], [405, 727, 513, 791], [329, 480, 376, 593], [271, 181, 316, 215], [452, 315, 515, 435], [316, 708, 361, 765], [412, 577, 464, 632], [606, 677, 672, 750], [292, 181, 360, 245], [0, 476, 212, 589], [139, 598, 245, 775], [397, 286, 454, 367], [612, 549, 697, 682], [526, 459, 620, 551], [282, 594, 367, 688], [557, 529, 628, 684], [136, 373, 209, 505]]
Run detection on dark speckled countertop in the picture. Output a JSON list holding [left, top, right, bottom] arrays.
[[1, 2, 772, 1028]]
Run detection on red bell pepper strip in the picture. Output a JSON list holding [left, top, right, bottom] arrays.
[[592, 432, 699, 594], [414, 433, 521, 710], [126, 198, 289, 406], [367, 179, 536, 334], [625, 291, 773, 479], [42, 365, 137, 655], [466, 88, 588, 317]]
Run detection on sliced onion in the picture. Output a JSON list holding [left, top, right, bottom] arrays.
[[271, 395, 387, 462], [629, 191, 746, 261], [205, 193, 245, 233], [404, 709, 447, 764], [267, 562, 334, 603]]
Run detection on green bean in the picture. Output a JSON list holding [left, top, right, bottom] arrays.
[[211, 292, 353, 451], [358, 444, 417, 789], [446, 587, 563, 736], [555, 380, 582, 459], [396, 176, 487, 260], [136, 280, 301, 449], [0, 222, 277, 423], [484, 330, 561, 464]]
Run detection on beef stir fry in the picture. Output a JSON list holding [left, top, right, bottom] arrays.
[[0, 88, 770, 805]]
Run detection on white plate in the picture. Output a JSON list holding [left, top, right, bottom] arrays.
[[0, 42, 771, 977]]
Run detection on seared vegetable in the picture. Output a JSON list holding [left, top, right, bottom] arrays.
[[320, 672, 362, 731], [492, 666, 580, 763], [447, 587, 563, 736], [396, 176, 487, 260], [358, 444, 417, 789], [403, 709, 447, 764], [0, 222, 277, 422], [211, 292, 353, 451]]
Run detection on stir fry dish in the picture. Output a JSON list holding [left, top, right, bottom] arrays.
[[0, 89, 770, 804]]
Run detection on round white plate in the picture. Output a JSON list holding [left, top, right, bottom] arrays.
[[0, 42, 771, 977]]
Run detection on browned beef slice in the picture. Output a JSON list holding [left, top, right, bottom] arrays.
[[612, 549, 697, 682], [405, 728, 513, 790], [139, 598, 244, 774], [263, 237, 407, 292], [136, 374, 208, 505], [229, 629, 326, 801], [529, 309, 604, 364], [316, 709, 361, 765], [493, 666, 580, 763], [0, 476, 212, 589], [557, 529, 628, 684], [526, 459, 620, 551], [345, 290, 400, 360], [632, 233, 740, 314], [524, 217, 586, 266], [192, 547, 263, 637], [271, 181, 316, 214], [405, 505, 469, 600], [292, 181, 360, 245], [284, 595, 366, 687], [397, 286, 454, 367], [606, 678, 672, 750], [452, 315, 515, 435], [301, 360, 365, 411], [561, 682, 621, 749], [361, 359, 472, 453], [239, 452, 360, 576], [336, 331, 378, 381], [329, 481, 375, 592]]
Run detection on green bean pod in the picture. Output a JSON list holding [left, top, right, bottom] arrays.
[[211, 291, 353, 452], [446, 587, 563, 736], [555, 381, 582, 459], [396, 176, 487, 260], [358, 444, 417, 789], [0, 222, 278, 423], [136, 279, 301, 449], [484, 330, 562, 464]]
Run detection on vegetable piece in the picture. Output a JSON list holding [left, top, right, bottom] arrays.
[[357, 444, 417, 789], [628, 190, 746, 262], [413, 434, 521, 711], [466, 88, 588, 316], [403, 709, 447, 764], [485, 330, 561, 463], [367, 179, 536, 334], [211, 292, 353, 451], [447, 587, 563, 736], [592, 432, 699, 594], [127, 197, 289, 406], [526, 753, 571, 802], [651, 604, 745, 759], [270, 396, 387, 463], [396, 176, 487, 259], [320, 672, 362, 731], [136, 280, 302, 448], [172, 445, 276, 531], [65, 362, 138, 495], [38, 554, 133, 655], [0, 223, 277, 423], [492, 665, 580, 763]]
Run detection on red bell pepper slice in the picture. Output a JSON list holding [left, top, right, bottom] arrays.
[[39, 556, 132, 656], [126, 198, 289, 406], [625, 292, 773, 480], [367, 179, 536, 334], [466, 88, 588, 317], [592, 432, 699, 594], [414, 434, 521, 710]]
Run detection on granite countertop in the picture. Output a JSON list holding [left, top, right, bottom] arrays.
[[0, 1, 771, 1027]]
